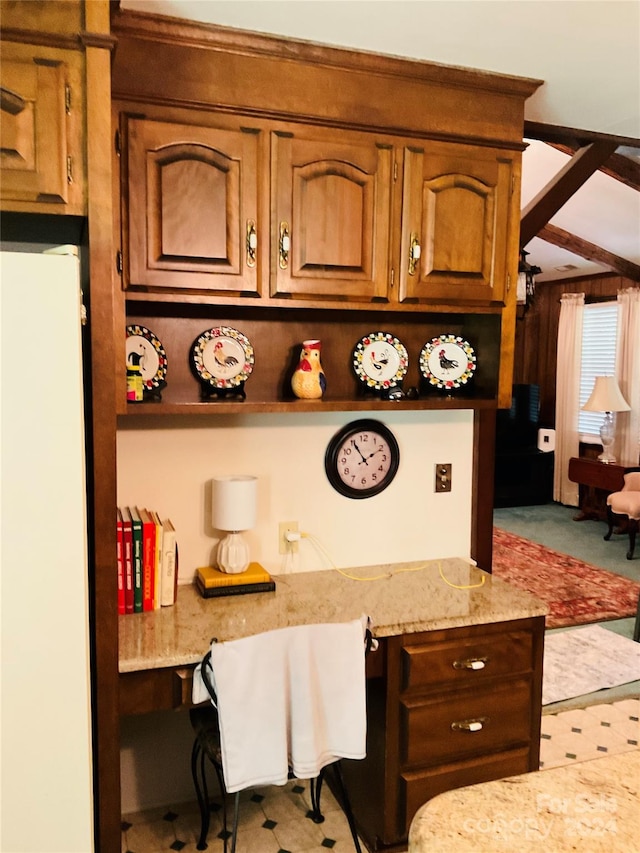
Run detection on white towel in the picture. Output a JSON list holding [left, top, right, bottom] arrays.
[[193, 616, 368, 793]]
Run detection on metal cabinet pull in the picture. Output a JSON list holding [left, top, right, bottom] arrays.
[[279, 221, 290, 269], [453, 656, 488, 671], [451, 716, 489, 733], [408, 232, 421, 275], [246, 219, 257, 268]]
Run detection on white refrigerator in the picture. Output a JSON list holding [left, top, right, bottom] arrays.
[[1, 249, 94, 852]]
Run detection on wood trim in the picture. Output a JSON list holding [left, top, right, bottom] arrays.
[[110, 9, 539, 149], [110, 7, 542, 100], [472, 409, 496, 572], [84, 4, 119, 848]]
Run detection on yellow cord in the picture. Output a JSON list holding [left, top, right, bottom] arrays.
[[438, 562, 486, 590], [301, 532, 486, 588]]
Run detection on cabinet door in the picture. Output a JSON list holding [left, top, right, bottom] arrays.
[[399, 143, 515, 304], [1, 46, 70, 207], [124, 117, 262, 295], [271, 128, 393, 301]]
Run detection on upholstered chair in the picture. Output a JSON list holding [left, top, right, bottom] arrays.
[[604, 469, 640, 560]]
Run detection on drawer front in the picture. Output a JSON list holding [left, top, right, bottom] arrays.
[[120, 667, 195, 715], [401, 747, 531, 832], [401, 678, 531, 766], [402, 630, 533, 691]]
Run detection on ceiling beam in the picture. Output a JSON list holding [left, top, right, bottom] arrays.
[[539, 223, 640, 281], [520, 141, 619, 247], [548, 142, 640, 191]]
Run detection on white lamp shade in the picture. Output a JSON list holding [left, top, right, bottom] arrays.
[[212, 475, 257, 531], [582, 376, 631, 413]]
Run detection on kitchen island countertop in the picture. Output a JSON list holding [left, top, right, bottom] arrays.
[[119, 556, 547, 672], [408, 750, 640, 852]]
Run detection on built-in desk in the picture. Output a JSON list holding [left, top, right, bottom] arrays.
[[119, 558, 547, 850]]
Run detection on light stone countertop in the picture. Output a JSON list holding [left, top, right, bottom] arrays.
[[119, 557, 546, 672], [408, 750, 640, 852]]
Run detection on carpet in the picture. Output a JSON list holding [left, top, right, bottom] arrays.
[[492, 527, 640, 629], [542, 625, 640, 704]]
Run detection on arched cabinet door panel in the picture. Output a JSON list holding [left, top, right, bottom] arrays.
[[271, 128, 393, 302], [123, 117, 262, 295], [399, 143, 516, 305]]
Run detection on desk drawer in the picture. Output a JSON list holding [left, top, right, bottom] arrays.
[[120, 666, 195, 715], [402, 630, 533, 691], [401, 678, 531, 766]]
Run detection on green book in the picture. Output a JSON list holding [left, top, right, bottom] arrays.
[[129, 506, 143, 613]]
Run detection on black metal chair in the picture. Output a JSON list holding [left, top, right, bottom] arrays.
[[190, 626, 374, 852]]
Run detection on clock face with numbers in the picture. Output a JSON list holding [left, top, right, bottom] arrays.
[[325, 419, 400, 499]]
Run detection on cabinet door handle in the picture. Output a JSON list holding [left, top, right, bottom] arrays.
[[246, 219, 257, 268], [453, 656, 488, 671], [279, 221, 290, 269], [451, 716, 489, 733], [408, 232, 421, 276]]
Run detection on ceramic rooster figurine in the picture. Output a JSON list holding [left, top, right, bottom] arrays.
[[291, 339, 326, 399]]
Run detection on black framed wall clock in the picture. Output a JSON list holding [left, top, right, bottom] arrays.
[[325, 419, 400, 499]]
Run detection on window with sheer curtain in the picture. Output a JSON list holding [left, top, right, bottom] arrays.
[[578, 302, 618, 441]]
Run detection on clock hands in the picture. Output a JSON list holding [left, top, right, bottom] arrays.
[[354, 442, 384, 465], [352, 441, 369, 466]]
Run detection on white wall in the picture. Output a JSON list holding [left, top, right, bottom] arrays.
[[117, 410, 474, 578], [118, 409, 474, 811]]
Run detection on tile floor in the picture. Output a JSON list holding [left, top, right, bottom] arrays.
[[122, 698, 639, 853]]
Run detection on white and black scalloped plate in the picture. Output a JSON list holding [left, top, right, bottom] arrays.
[[191, 326, 255, 388], [125, 325, 167, 390], [352, 332, 408, 391], [419, 335, 476, 390]]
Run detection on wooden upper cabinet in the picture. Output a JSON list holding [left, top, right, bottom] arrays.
[[123, 117, 263, 295], [399, 143, 515, 305], [0, 42, 84, 214], [271, 128, 393, 302]]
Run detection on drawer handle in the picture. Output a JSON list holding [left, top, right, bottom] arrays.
[[451, 716, 489, 733], [453, 656, 488, 671]]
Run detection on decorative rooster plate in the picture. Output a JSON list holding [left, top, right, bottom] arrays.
[[419, 335, 476, 390], [191, 326, 255, 389], [352, 331, 408, 391]]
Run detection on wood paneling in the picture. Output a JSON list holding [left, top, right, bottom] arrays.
[[513, 273, 632, 425]]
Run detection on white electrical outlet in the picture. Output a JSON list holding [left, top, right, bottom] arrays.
[[279, 521, 299, 554]]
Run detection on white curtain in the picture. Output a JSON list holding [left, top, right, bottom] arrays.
[[554, 293, 585, 505], [616, 287, 640, 466]]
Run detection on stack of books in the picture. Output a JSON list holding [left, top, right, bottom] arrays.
[[195, 562, 275, 598], [117, 507, 178, 615]]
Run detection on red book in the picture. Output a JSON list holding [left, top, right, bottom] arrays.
[[116, 508, 125, 615], [138, 508, 156, 612], [120, 507, 134, 615]]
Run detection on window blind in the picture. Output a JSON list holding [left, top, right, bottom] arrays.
[[578, 302, 618, 438]]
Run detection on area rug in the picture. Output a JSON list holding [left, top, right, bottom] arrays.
[[542, 624, 640, 704], [492, 527, 640, 629]]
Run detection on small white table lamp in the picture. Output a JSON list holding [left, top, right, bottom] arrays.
[[582, 376, 630, 463], [212, 475, 257, 573]]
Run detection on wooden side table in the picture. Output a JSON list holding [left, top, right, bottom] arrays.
[[568, 456, 626, 521]]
